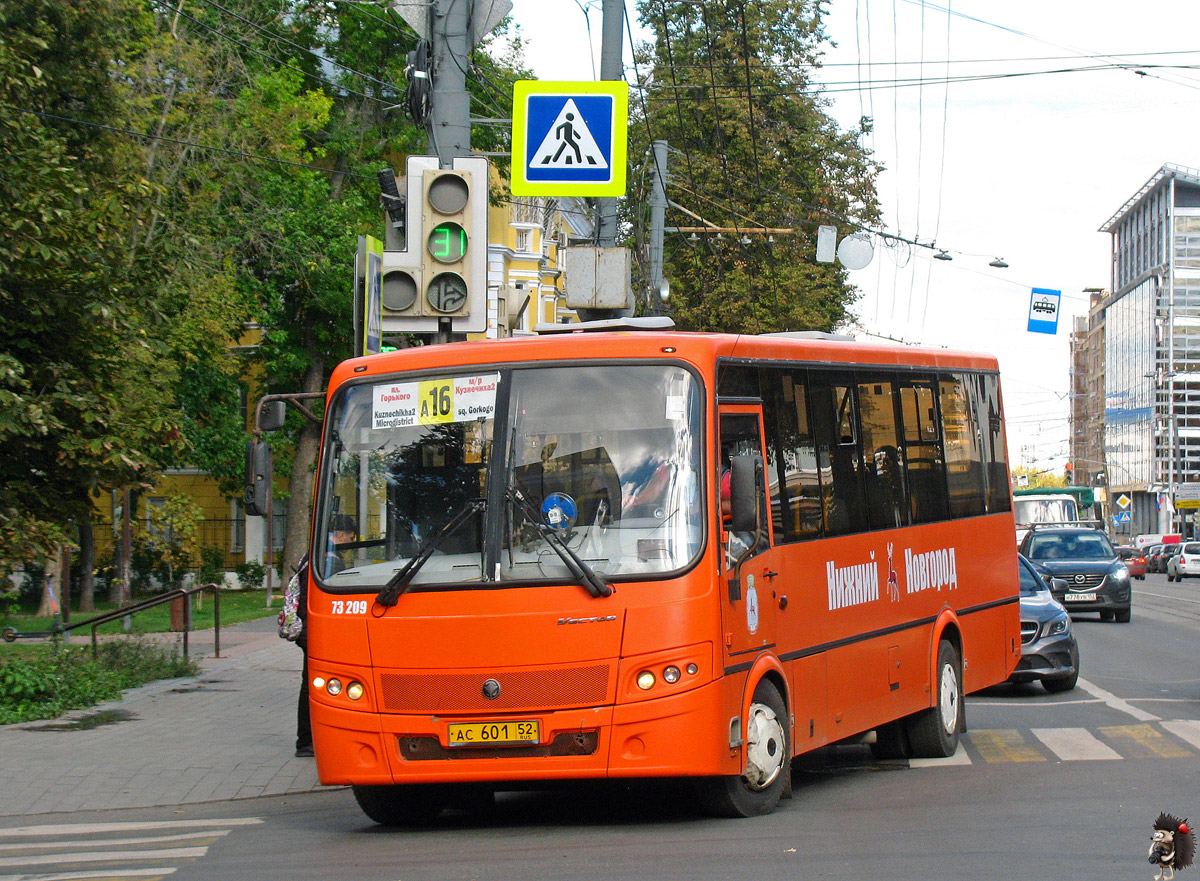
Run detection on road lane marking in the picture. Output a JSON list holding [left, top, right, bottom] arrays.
[[1076, 677, 1160, 722], [1137, 591, 1200, 606], [1031, 727, 1122, 760], [1160, 719, 1200, 750], [968, 729, 1046, 763], [1100, 723, 1192, 758]]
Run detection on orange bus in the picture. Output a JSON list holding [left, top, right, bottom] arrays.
[[298, 324, 1020, 822]]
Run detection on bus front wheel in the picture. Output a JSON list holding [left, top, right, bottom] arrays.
[[696, 679, 790, 818], [905, 639, 962, 758], [352, 783, 446, 826]]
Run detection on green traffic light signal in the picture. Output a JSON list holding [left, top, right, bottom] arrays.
[[427, 221, 467, 263]]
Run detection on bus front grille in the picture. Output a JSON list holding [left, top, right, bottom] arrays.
[[379, 665, 611, 713], [398, 730, 600, 761]]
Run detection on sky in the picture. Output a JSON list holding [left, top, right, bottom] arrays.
[[502, 0, 1200, 471]]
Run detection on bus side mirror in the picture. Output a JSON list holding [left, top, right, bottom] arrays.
[[259, 400, 287, 432], [729, 455, 764, 534], [244, 439, 273, 517]]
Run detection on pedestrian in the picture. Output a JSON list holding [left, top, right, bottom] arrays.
[[292, 554, 314, 757]]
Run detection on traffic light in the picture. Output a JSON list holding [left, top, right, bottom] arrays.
[[381, 248, 421, 317], [419, 168, 478, 318], [379, 156, 488, 334]]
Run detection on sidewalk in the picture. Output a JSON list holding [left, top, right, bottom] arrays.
[[0, 617, 328, 817]]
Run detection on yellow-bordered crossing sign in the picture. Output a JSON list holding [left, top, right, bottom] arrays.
[[511, 80, 628, 197]]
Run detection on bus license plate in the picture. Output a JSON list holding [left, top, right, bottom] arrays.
[[447, 720, 539, 747], [1064, 593, 1096, 602]]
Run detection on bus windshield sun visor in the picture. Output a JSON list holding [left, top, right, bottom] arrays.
[[374, 498, 487, 607], [507, 486, 612, 599]]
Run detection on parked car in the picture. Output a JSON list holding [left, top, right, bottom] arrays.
[[1008, 554, 1080, 692], [1166, 541, 1200, 581], [1019, 525, 1132, 622], [1116, 546, 1147, 580]]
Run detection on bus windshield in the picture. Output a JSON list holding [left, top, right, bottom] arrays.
[[1014, 496, 1078, 526], [314, 363, 703, 591]]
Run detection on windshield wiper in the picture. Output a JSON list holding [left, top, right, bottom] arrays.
[[507, 486, 612, 598], [375, 498, 486, 607]]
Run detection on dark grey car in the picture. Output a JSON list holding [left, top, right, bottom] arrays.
[[1018, 526, 1132, 622], [1009, 554, 1080, 692]]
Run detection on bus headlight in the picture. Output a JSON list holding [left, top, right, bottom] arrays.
[[326, 678, 343, 696], [346, 681, 365, 701], [663, 665, 681, 684], [636, 671, 656, 690]]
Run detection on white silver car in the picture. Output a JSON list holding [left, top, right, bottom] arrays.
[[1166, 542, 1200, 581]]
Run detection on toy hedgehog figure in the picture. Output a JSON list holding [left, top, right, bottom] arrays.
[[1150, 812, 1196, 880]]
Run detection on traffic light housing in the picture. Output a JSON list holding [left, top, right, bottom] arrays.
[[420, 168, 473, 317], [379, 156, 489, 334]]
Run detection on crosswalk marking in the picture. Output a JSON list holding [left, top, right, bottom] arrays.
[[0, 818, 260, 881], [0, 847, 208, 869], [909, 742, 972, 767], [0, 831, 228, 855], [905, 721, 1200, 767], [0, 871, 176, 881], [970, 728, 1047, 763], [1161, 719, 1200, 750], [1100, 723, 1192, 758], [1031, 727, 1122, 761], [0, 819, 262, 839]]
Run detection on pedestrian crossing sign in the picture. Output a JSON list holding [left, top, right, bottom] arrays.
[[511, 80, 628, 197]]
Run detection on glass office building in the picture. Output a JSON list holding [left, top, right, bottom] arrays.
[[1100, 164, 1200, 535]]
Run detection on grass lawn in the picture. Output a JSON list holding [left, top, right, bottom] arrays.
[[1, 589, 278, 645]]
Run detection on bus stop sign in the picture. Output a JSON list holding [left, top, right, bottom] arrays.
[[511, 80, 628, 197]]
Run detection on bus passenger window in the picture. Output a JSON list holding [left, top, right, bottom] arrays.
[[761, 368, 821, 542], [809, 375, 866, 536], [939, 374, 986, 518], [857, 377, 906, 530], [899, 379, 950, 524]]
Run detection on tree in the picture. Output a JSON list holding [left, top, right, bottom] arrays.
[[630, 0, 881, 332], [0, 0, 186, 581]]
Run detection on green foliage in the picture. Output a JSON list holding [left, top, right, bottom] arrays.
[[0, 639, 199, 725], [234, 560, 267, 590], [197, 545, 227, 586], [631, 0, 881, 332]]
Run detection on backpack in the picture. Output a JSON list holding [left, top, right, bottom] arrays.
[[277, 555, 309, 641]]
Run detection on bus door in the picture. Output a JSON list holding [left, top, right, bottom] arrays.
[[717, 409, 780, 661]]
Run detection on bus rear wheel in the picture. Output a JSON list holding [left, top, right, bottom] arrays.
[[696, 679, 790, 818], [352, 783, 446, 826], [904, 639, 962, 758]]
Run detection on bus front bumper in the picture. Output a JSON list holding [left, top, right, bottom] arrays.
[[311, 678, 734, 786]]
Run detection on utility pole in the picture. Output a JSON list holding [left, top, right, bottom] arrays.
[[596, 0, 623, 247], [427, 0, 472, 167], [646, 140, 668, 312]]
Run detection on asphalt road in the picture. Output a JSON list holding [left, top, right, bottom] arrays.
[[3, 571, 1198, 881]]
